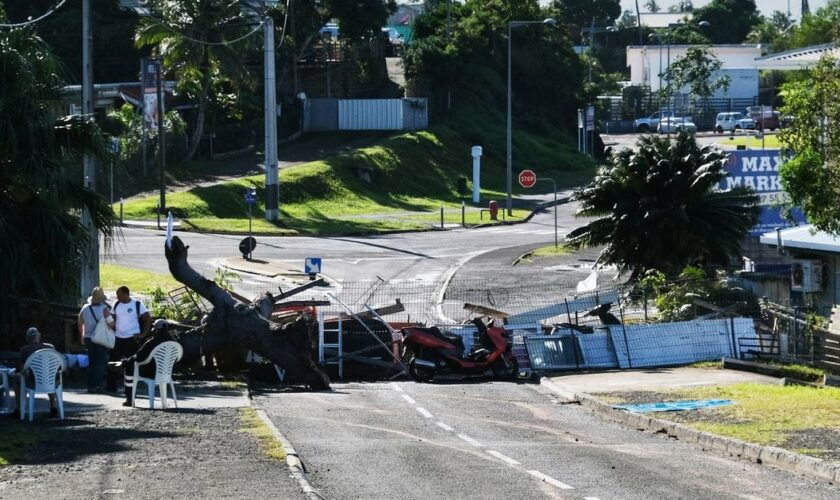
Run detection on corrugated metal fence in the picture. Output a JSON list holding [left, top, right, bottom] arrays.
[[303, 98, 428, 132]]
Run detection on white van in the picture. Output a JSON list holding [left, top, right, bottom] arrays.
[[715, 112, 755, 133]]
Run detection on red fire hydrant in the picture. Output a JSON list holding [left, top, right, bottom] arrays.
[[488, 200, 498, 221]]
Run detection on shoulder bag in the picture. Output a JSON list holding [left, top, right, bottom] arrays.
[[89, 306, 115, 349]]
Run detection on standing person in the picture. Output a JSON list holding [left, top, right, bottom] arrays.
[[77, 286, 113, 393], [9, 328, 59, 419], [108, 286, 152, 399]]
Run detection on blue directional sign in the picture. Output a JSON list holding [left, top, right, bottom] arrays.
[[305, 257, 322, 275], [244, 188, 257, 204]]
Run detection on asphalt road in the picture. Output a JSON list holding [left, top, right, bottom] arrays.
[[256, 381, 838, 500], [602, 131, 778, 152], [104, 192, 581, 296]]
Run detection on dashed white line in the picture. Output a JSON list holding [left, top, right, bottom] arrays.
[[457, 433, 483, 447], [526, 470, 574, 490], [435, 422, 454, 431], [401, 394, 416, 405], [486, 450, 520, 466], [583, 497, 601, 500], [390, 382, 403, 392], [416, 407, 434, 419]]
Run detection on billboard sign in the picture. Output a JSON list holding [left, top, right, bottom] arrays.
[[141, 58, 162, 130], [718, 150, 806, 235]]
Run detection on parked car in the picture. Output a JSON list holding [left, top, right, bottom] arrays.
[[634, 111, 689, 133], [746, 106, 780, 131], [658, 117, 697, 134], [715, 112, 755, 133]]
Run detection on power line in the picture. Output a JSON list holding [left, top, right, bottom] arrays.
[[130, 0, 266, 47], [0, 0, 68, 28]]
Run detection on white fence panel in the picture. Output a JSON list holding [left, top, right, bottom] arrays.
[[339, 99, 403, 130]]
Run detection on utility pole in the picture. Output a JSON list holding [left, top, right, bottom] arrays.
[[264, 0, 280, 221], [80, 0, 98, 301], [156, 59, 166, 211]]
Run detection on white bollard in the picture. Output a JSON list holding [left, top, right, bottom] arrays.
[[471, 146, 482, 204]]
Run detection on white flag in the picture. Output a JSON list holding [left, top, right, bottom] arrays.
[[576, 270, 599, 293], [166, 212, 174, 248]]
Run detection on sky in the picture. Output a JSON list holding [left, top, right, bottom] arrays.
[[618, 0, 828, 20]]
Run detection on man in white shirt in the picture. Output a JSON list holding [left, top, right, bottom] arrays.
[[106, 286, 151, 395]]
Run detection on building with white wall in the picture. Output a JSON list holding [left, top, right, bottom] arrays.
[[626, 44, 762, 99]]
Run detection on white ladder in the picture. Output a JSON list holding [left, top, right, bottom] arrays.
[[318, 313, 343, 380]]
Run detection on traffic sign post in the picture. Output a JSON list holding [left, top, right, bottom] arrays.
[[519, 169, 558, 249], [305, 257, 322, 280], [244, 188, 257, 259], [518, 169, 537, 189]]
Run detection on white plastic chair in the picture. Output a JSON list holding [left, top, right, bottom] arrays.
[[132, 341, 183, 409], [20, 349, 66, 421]]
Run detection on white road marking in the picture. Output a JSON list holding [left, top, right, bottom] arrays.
[[435, 421, 454, 431], [401, 394, 416, 405], [390, 382, 403, 392], [416, 407, 434, 419], [457, 434, 483, 447], [526, 470, 574, 490], [583, 497, 601, 500], [486, 450, 520, 466]]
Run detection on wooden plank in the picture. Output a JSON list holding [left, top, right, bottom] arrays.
[[339, 300, 404, 320], [463, 303, 509, 319], [276, 278, 328, 301]]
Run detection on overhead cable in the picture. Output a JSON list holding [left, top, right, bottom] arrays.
[[0, 0, 68, 28]]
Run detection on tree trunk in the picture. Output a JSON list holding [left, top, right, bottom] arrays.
[[186, 55, 212, 162], [165, 236, 331, 390]]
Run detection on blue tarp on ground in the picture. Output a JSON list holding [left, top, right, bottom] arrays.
[[613, 399, 734, 413]]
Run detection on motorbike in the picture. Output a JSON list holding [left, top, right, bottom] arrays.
[[401, 318, 518, 382]]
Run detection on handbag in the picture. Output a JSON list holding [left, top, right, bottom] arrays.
[[89, 307, 115, 349]]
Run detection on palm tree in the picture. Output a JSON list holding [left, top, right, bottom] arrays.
[[135, 0, 258, 161], [0, 28, 116, 312], [567, 133, 760, 281]]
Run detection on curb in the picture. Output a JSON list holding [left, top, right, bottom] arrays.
[[252, 407, 324, 499], [539, 378, 840, 485], [524, 196, 572, 223]]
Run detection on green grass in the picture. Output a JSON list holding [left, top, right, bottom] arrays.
[[688, 360, 722, 369], [609, 383, 840, 448], [0, 423, 41, 465], [772, 363, 825, 382], [531, 244, 572, 257], [715, 134, 780, 150], [120, 110, 596, 236], [100, 263, 180, 294], [240, 407, 286, 461]]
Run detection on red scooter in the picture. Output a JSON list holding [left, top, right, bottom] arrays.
[[401, 318, 518, 382]]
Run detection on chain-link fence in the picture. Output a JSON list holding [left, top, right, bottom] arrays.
[[250, 276, 770, 379], [760, 302, 840, 372]]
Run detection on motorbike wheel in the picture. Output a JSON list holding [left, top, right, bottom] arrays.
[[408, 356, 436, 383], [492, 356, 519, 381]]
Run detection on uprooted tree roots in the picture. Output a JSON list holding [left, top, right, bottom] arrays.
[[165, 236, 330, 390]]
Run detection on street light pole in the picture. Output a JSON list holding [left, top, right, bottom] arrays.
[[264, 0, 279, 221], [506, 18, 556, 217], [80, 0, 98, 301]]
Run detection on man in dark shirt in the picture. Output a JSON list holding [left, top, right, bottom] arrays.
[[9, 327, 59, 419], [122, 319, 177, 406]]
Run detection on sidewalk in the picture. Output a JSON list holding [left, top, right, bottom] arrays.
[[0, 382, 304, 499]]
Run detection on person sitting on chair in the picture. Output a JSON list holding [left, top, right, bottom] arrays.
[[9, 328, 59, 419], [121, 319, 176, 407]]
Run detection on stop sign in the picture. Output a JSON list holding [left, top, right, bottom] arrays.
[[518, 169, 537, 188]]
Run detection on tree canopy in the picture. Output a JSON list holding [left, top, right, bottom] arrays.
[[778, 56, 840, 234], [567, 133, 759, 279], [403, 0, 585, 130], [663, 46, 729, 104], [552, 0, 621, 29], [691, 0, 761, 44], [0, 27, 116, 310]]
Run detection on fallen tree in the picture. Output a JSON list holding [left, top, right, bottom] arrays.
[[165, 236, 330, 390]]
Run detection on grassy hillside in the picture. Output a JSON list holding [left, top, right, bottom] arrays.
[[121, 106, 595, 236]]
